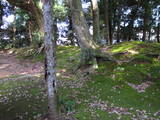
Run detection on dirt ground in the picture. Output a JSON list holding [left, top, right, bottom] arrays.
[[0, 51, 44, 78]]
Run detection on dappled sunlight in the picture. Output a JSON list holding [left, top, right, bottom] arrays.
[[0, 64, 10, 69], [56, 72, 61, 77], [127, 50, 139, 55]]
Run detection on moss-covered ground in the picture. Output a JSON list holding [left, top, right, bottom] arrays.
[[0, 41, 160, 120]]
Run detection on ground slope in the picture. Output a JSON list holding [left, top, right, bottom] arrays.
[[0, 41, 160, 120]]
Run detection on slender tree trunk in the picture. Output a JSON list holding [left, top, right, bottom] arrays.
[[157, 24, 160, 43], [142, 17, 147, 42], [42, 0, 58, 119], [116, 8, 121, 43], [142, 4, 150, 42], [91, 0, 101, 44], [28, 21, 33, 45], [148, 28, 151, 41], [117, 22, 120, 43], [104, 0, 112, 45], [68, 14, 75, 45]]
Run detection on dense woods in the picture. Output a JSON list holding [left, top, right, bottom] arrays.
[[0, 0, 160, 120]]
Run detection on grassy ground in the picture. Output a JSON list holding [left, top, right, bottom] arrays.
[[0, 41, 160, 120]]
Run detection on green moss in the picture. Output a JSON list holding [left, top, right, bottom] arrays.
[[1, 42, 160, 119]]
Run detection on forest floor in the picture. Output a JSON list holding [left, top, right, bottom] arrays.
[[0, 41, 160, 120], [0, 51, 43, 78]]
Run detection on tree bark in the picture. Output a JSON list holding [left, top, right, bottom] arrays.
[[91, 0, 101, 44], [42, 0, 58, 119], [104, 0, 112, 45], [142, 3, 150, 42], [68, 0, 97, 50]]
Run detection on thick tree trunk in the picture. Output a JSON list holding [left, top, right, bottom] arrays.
[[68, 0, 98, 66], [68, 0, 97, 50], [104, 0, 112, 45], [91, 0, 101, 44], [68, 0, 117, 66], [42, 0, 58, 119]]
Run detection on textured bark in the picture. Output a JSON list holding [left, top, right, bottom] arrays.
[[68, 0, 97, 50], [42, 0, 58, 119], [68, 0, 98, 66], [91, 0, 101, 44], [104, 0, 112, 45]]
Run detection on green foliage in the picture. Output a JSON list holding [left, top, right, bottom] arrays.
[[32, 31, 43, 48], [53, 0, 68, 20]]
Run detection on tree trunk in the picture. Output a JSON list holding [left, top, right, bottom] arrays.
[[28, 21, 33, 45], [157, 23, 160, 43], [142, 16, 147, 42], [91, 0, 101, 44], [116, 8, 121, 43], [68, 0, 117, 66], [42, 0, 58, 119], [117, 22, 120, 43], [142, 4, 150, 42], [68, 13, 75, 45], [68, 0, 97, 49], [148, 28, 151, 41], [104, 0, 112, 45]]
